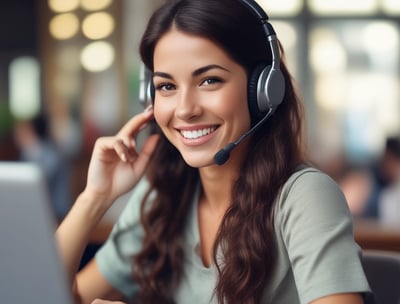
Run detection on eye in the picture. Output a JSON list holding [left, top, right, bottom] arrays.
[[155, 82, 176, 91], [201, 77, 223, 86]]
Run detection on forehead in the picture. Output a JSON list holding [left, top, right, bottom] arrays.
[[153, 29, 238, 72]]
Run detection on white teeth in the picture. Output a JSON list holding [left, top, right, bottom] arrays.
[[180, 127, 216, 139]]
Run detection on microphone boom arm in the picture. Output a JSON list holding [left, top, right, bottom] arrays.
[[213, 107, 274, 165]]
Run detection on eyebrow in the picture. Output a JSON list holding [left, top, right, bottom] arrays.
[[192, 64, 230, 76], [153, 64, 230, 80]]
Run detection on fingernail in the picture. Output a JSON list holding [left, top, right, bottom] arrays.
[[144, 104, 153, 112], [139, 122, 149, 131]]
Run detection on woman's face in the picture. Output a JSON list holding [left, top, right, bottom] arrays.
[[153, 29, 250, 168]]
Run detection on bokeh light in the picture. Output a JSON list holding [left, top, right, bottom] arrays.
[[48, 0, 79, 13], [80, 0, 112, 11], [9, 57, 41, 119], [80, 41, 115, 72], [49, 13, 80, 40], [82, 12, 115, 40]]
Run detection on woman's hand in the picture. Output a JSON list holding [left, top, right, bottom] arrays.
[[83, 106, 159, 206]]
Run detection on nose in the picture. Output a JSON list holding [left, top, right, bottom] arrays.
[[175, 88, 202, 120]]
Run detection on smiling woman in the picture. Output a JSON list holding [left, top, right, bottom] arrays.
[[55, 1, 372, 304]]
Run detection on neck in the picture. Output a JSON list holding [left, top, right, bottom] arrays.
[[199, 135, 250, 210], [199, 165, 238, 212]]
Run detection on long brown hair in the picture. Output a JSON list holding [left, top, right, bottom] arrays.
[[133, 0, 306, 303]]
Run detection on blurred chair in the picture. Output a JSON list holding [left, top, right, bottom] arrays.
[[361, 250, 400, 304]]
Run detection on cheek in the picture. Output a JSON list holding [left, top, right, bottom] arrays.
[[153, 103, 177, 146], [153, 108, 163, 128], [223, 86, 250, 124], [153, 102, 171, 128]]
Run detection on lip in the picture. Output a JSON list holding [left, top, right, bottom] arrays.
[[176, 124, 219, 146]]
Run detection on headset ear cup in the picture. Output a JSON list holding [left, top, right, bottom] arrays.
[[247, 63, 269, 124], [139, 65, 155, 108], [150, 82, 155, 105]]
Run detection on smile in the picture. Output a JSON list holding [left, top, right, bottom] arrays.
[[180, 127, 217, 139]]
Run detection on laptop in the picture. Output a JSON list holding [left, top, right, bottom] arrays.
[[0, 161, 72, 303]]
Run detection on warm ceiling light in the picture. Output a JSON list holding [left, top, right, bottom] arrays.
[[80, 41, 115, 72], [80, 0, 112, 11], [49, 13, 79, 40], [48, 0, 79, 13], [82, 12, 115, 40]]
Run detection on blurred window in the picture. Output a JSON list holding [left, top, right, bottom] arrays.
[[381, 0, 400, 15], [309, 0, 378, 15], [9, 56, 41, 120], [263, 0, 400, 166], [309, 21, 399, 162], [258, 0, 303, 16]]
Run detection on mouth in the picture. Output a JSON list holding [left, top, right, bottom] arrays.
[[179, 126, 218, 139]]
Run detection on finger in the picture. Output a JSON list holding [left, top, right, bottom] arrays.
[[113, 138, 138, 162], [93, 136, 122, 158], [118, 106, 154, 139]]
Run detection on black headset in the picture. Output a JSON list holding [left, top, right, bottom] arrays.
[[139, 0, 285, 123]]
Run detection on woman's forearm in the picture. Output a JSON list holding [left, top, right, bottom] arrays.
[[56, 191, 110, 287]]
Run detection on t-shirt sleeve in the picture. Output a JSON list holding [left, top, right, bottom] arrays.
[[95, 178, 151, 298], [276, 169, 372, 303]]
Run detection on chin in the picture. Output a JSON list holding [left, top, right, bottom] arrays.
[[181, 154, 215, 168]]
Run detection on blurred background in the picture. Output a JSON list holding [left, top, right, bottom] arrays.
[[0, 0, 399, 225]]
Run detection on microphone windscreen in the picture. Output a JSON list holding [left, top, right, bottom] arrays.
[[214, 150, 230, 165], [213, 142, 236, 165]]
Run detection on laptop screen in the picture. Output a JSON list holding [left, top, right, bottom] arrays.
[[0, 161, 72, 304]]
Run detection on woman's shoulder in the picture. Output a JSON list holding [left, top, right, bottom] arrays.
[[283, 165, 340, 197], [276, 164, 349, 217]]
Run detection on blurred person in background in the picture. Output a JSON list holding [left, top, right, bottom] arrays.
[[337, 136, 400, 222], [13, 114, 71, 219], [338, 164, 375, 218], [377, 136, 400, 226]]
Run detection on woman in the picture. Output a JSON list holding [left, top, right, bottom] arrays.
[[57, 0, 372, 303]]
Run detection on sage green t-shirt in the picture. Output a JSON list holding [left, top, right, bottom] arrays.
[[95, 167, 371, 303]]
